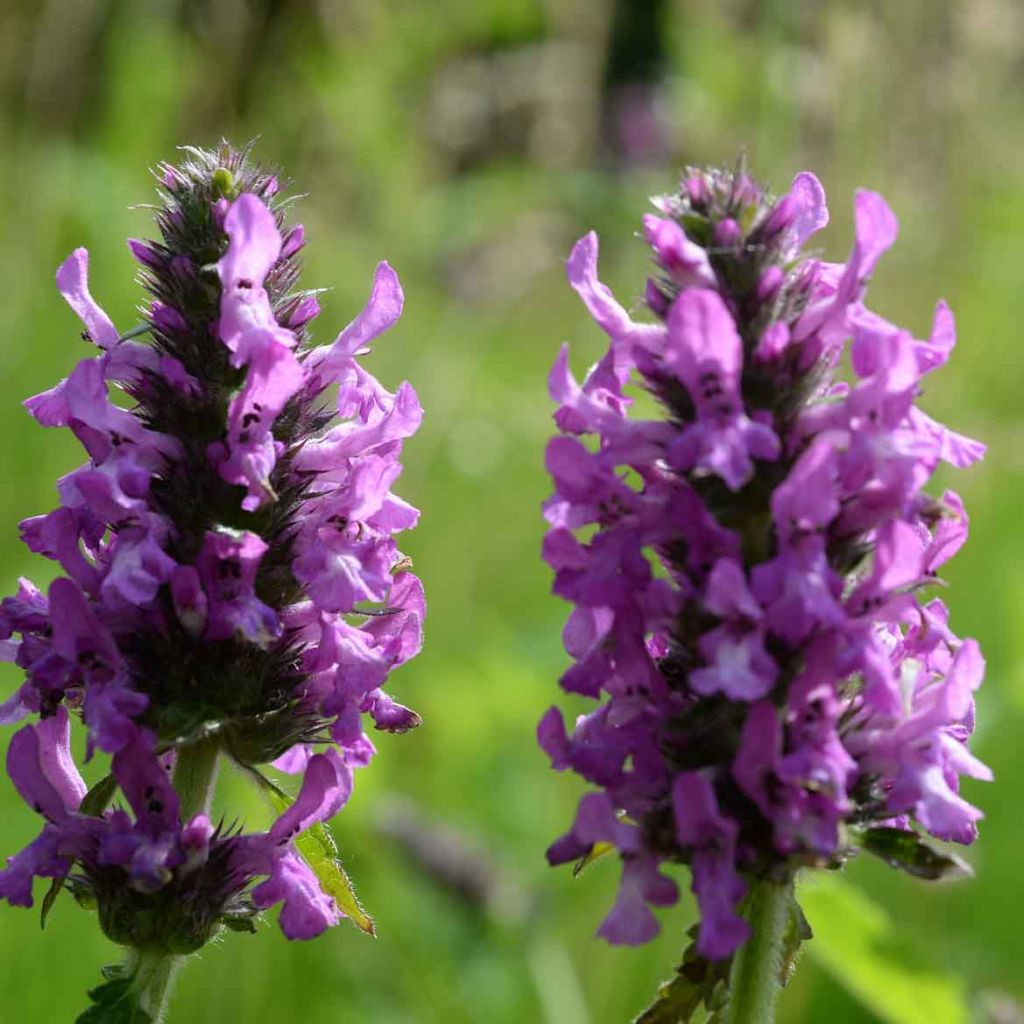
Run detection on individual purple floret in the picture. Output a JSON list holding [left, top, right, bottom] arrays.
[[0, 144, 424, 999], [540, 164, 988, 968]]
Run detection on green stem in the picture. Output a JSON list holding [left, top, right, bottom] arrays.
[[172, 736, 221, 818], [130, 738, 221, 1022], [724, 876, 794, 1024], [130, 948, 182, 1023]]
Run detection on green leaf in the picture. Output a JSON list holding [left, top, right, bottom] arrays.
[[800, 873, 969, 1024], [247, 768, 376, 936], [296, 820, 377, 936], [572, 840, 615, 879], [75, 976, 153, 1024], [634, 928, 731, 1024], [634, 968, 708, 1023], [80, 774, 118, 818], [857, 828, 972, 881]]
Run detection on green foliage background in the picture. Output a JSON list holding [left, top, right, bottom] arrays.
[[0, 2, 1020, 1021]]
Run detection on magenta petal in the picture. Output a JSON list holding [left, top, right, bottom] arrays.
[[665, 287, 743, 386], [269, 750, 353, 845], [642, 215, 715, 287], [537, 706, 571, 769], [112, 735, 180, 833], [218, 193, 283, 289], [198, 529, 280, 645], [34, 707, 87, 813], [253, 850, 340, 939], [306, 262, 404, 388], [852, 189, 899, 280], [55, 248, 120, 349], [566, 232, 664, 360], [7, 725, 71, 822], [790, 171, 829, 247]]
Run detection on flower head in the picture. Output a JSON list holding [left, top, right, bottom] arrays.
[[0, 144, 424, 965], [541, 164, 987, 960]]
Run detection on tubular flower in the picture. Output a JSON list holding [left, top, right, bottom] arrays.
[[0, 144, 424, 983], [540, 165, 987, 964]]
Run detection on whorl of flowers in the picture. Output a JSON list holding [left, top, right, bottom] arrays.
[[0, 144, 424, 959], [539, 165, 989, 961]]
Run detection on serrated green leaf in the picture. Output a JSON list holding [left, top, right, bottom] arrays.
[[857, 828, 972, 881], [295, 820, 377, 936], [800, 873, 969, 1024], [80, 774, 118, 818], [75, 977, 153, 1024], [247, 768, 376, 936], [572, 840, 615, 878]]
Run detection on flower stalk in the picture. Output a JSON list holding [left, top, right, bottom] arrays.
[[129, 739, 221, 1020], [173, 738, 221, 819], [132, 948, 182, 1024], [724, 877, 793, 1024]]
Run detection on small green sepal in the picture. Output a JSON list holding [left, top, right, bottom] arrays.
[[572, 840, 616, 878], [80, 773, 118, 817], [40, 876, 65, 929]]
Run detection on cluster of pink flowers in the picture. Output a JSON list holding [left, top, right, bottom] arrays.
[[0, 145, 424, 951], [540, 166, 988, 958]]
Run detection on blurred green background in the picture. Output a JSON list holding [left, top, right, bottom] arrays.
[[0, 1, 1021, 1021]]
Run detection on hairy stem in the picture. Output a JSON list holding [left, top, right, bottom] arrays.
[[130, 947, 181, 1023], [131, 738, 221, 1021], [724, 876, 794, 1024]]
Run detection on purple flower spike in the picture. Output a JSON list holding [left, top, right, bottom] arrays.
[[0, 144, 425, 996], [542, 163, 987, 964]]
